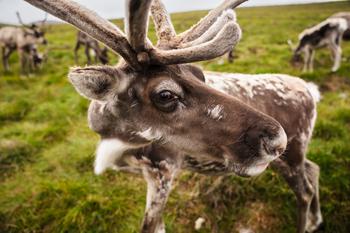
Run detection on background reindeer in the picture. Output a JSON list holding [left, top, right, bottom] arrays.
[[289, 16, 348, 72], [24, 0, 322, 233], [0, 12, 47, 74], [74, 31, 109, 65]]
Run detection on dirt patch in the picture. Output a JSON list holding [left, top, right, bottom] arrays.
[[320, 74, 350, 92], [233, 202, 282, 233]]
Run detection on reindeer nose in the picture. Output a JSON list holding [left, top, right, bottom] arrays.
[[261, 127, 287, 157], [244, 124, 287, 158]]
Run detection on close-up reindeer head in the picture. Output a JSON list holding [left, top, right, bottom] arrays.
[[16, 11, 48, 45], [25, 0, 287, 177]]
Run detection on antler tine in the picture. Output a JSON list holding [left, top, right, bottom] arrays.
[[125, 0, 153, 53], [180, 9, 236, 48], [149, 21, 241, 65], [147, 0, 244, 65], [16, 11, 26, 27], [150, 0, 176, 45], [24, 0, 141, 70], [177, 0, 247, 44], [41, 12, 48, 24]]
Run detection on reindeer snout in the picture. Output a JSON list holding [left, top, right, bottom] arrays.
[[261, 127, 287, 157], [245, 124, 287, 158]]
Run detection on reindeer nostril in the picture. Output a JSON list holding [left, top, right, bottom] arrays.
[[261, 127, 287, 157], [276, 147, 285, 155], [263, 142, 284, 157]]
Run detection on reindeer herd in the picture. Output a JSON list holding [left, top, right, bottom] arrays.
[[0, 12, 110, 75], [0, 12, 47, 74], [1, 0, 350, 233]]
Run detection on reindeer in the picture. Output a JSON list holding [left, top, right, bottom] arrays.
[[74, 31, 109, 65], [24, 0, 322, 233], [289, 17, 348, 72], [0, 12, 47, 74]]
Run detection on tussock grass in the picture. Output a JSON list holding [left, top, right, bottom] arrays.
[[1, 2, 350, 233]]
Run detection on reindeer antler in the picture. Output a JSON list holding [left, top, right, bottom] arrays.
[[179, 9, 237, 48], [125, 0, 153, 52], [151, 0, 177, 45], [24, 0, 246, 68], [16, 11, 27, 27], [41, 13, 48, 25], [148, 0, 245, 64], [177, 0, 246, 43], [149, 21, 241, 65]]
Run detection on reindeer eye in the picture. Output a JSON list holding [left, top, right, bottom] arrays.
[[151, 90, 179, 113], [159, 91, 174, 101]]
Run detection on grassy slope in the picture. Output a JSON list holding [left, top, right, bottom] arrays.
[[1, 2, 350, 233]]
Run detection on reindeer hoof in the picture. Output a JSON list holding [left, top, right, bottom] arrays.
[[306, 213, 323, 233]]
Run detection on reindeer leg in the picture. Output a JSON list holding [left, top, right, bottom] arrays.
[[18, 48, 27, 75], [227, 50, 234, 63], [272, 158, 314, 233], [94, 50, 99, 63], [3, 47, 14, 71], [328, 45, 335, 61], [85, 45, 91, 65], [308, 50, 315, 73], [272, 139, 316, 233], [140, 158, 178, 233], [94, 43, 99, 64], [330, 45, 341, 72], [29, 48, 35, 73], [74, 42, 81, 64], [303, 49, 311, 73], [1, 47, 6, 71], [304, 159, 322, 232]]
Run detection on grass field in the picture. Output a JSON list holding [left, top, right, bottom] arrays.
[[1, 1, 350, 233]]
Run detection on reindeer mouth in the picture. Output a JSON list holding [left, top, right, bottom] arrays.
[[222, 152, 273, 177], [222, 134, 286, 177], [291, 54, 303, 67], [244, 161, 270, 176]]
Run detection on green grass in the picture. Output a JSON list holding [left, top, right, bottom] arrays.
[[1, 2, 350, 233]]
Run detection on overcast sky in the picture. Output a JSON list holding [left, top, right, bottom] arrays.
[[0, 0, 342, 25]]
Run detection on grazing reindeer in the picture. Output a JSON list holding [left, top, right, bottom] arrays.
[[25, 0, 322, 232], [74, 31, 109, 65], [0, 12, 47, 74], [289, 17, 348, 72]]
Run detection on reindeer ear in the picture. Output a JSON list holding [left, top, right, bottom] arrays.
[[68, 66, 122, 101]]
